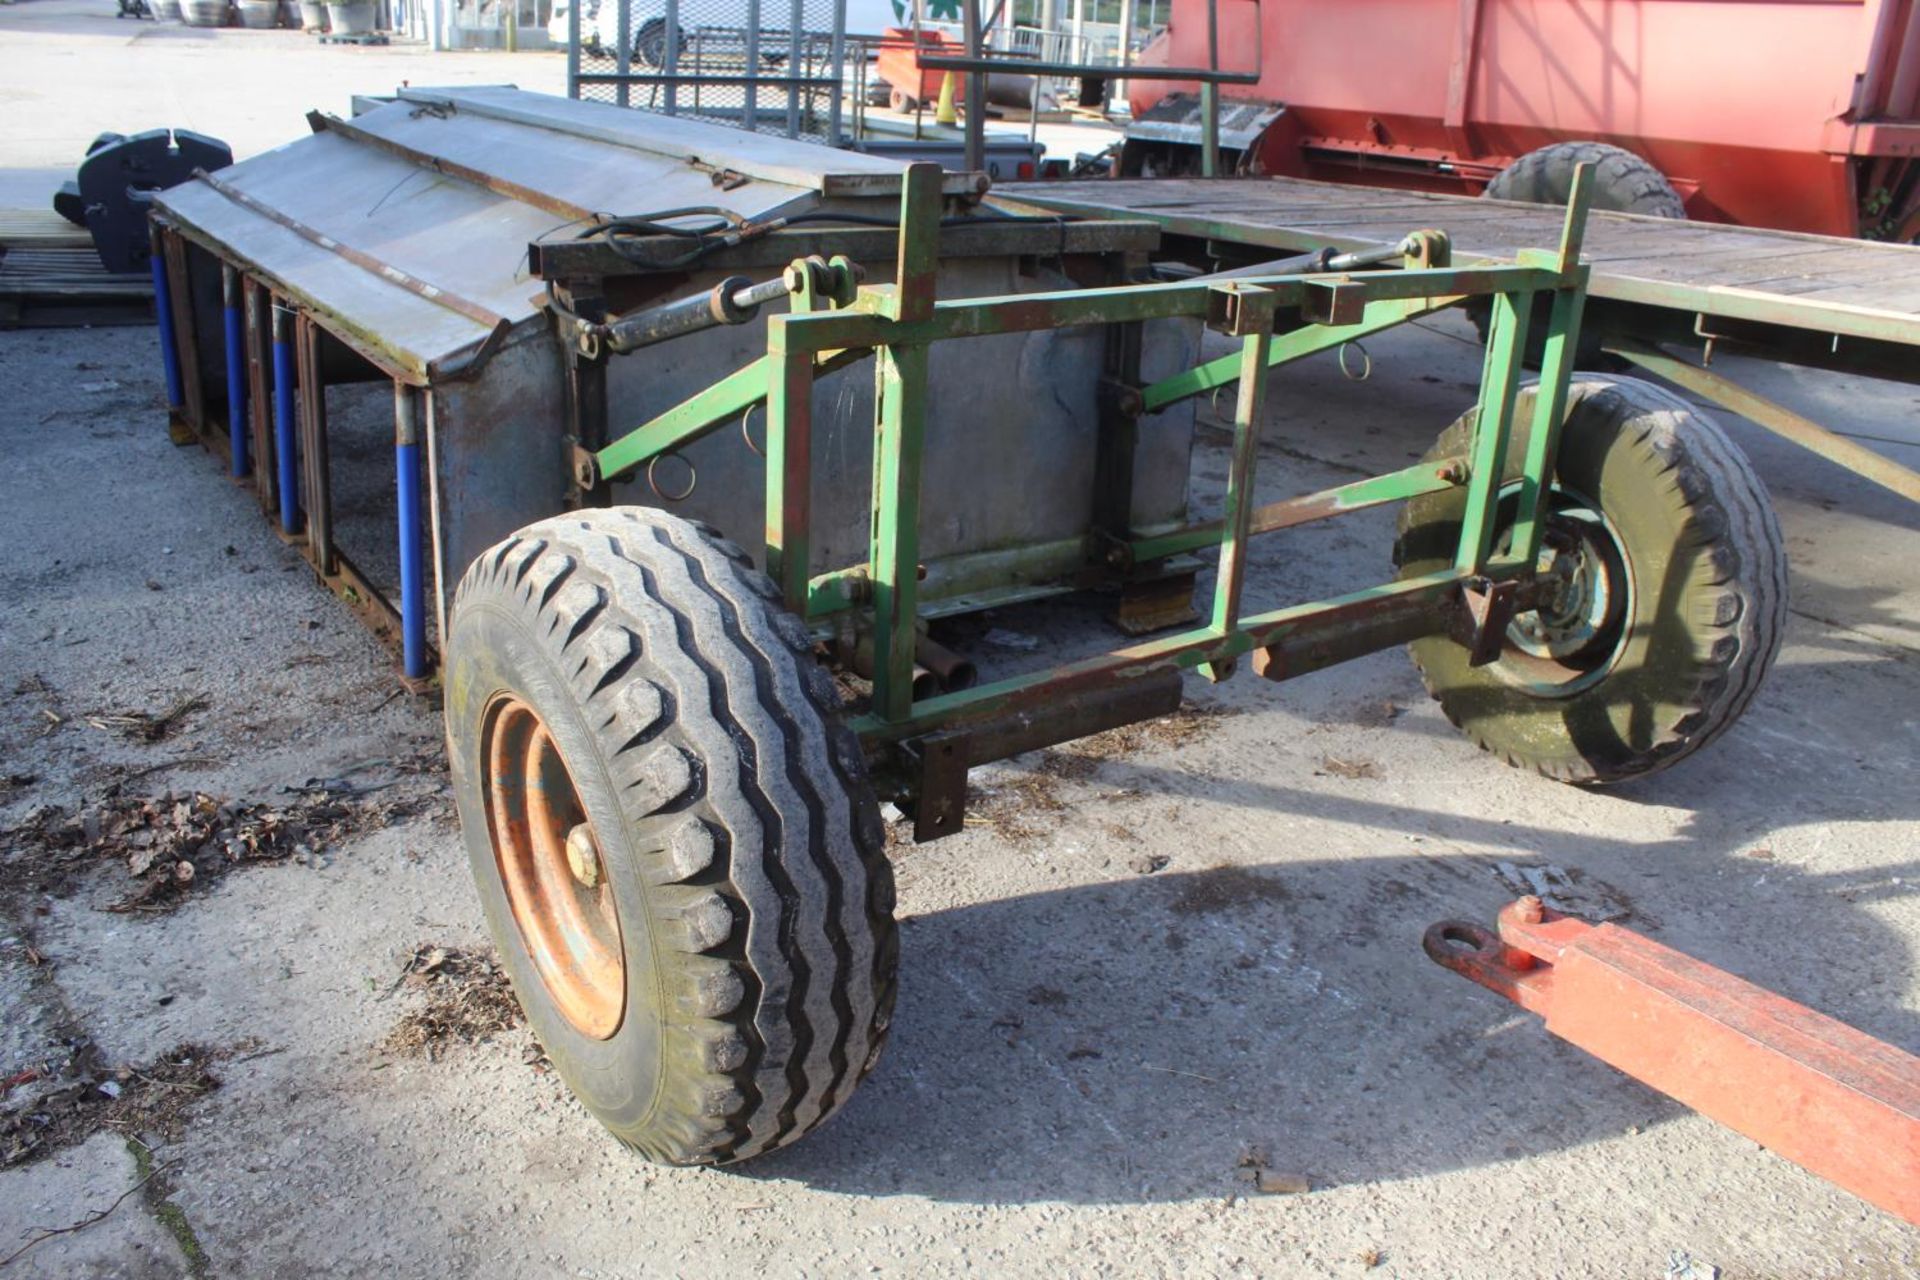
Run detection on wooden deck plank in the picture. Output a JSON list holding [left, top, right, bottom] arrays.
[[999, 176, 1920, 342]]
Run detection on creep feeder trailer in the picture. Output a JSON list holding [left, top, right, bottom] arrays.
[[143, 89, 1920, 1203]]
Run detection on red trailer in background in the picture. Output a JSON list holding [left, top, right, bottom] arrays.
[[1124, 0, 1920, 241]]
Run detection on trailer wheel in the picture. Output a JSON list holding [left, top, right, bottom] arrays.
[[1485, 141, 1687, 219], [888, 86, 919, 113], [444, 507, 897, 1164], [633, 17, 673, 69], [1392, 376, 1785, 783], [1474, 142, 1685, 363]]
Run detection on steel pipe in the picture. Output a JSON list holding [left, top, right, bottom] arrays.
[[150, 233, 185, 412], [599, 274, 800, 354], [395, 385, 428, 680], [222, 265, 249, 477], [271, 303, 300, 534]]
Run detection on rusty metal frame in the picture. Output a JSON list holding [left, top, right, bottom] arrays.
[[160, 227, 207, 441], [578, 161, 1594, 820]]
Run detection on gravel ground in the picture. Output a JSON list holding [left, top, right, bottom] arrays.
[[2, 5, 1919, 1277]]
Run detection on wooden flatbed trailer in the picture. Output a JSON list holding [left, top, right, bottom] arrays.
[[1000, 175, 1920, 504]]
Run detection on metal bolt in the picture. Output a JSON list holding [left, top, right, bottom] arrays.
[[565, 823, 602, 890], [1514, 894, 1545, 923]]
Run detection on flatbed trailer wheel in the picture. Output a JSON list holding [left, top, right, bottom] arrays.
[[444, 508, 897, 1164], [1485, 141, 1687, 219], [1393, 376, 1786, 783]]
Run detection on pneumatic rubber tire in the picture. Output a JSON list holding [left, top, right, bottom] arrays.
[[1474, 141, 1686, 365], [634, 17, 672, 69], [445, 507, 897, 1164], [1392, 376, 1786, 783], [1484, 141, 1687, 219]]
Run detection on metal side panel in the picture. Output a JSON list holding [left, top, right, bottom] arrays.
[[595, 257, 1198, 588], [341, 99, 819, 227], [397, 86, 988, 198], [183, 134, 563, 324], [430, 331, 571, 578], [156, 179, 502, 375]]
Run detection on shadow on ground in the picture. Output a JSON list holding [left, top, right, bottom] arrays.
[[740, 821, 1918, 1206]]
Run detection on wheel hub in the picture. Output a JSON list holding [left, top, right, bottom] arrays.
[[1486, 499, 1633, 697], [1508, 509, 1623, 663], [564, 823, 602, 889], [483, 696, 625, 1040]]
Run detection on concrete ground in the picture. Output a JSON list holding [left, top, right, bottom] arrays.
[[3, 4, 1919, 1278], [0, 0, 1118, 208]]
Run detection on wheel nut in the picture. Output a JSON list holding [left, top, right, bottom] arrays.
[[565, 823, 602, 890]]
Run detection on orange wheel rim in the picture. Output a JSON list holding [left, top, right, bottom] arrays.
[[483, 695, 626, 1039]]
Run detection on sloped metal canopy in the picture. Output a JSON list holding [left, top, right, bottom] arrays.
[[154, 86, 974, 380]]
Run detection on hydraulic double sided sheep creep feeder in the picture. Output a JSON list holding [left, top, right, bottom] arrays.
[[447, 164, 1792, 1162], [146, 95, 1855, 1177]]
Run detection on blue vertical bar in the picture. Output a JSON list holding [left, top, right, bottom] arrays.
[[272, 303, 301, 534], [221, 265, 249, 476], [395, 384, 427, 680], [150, 233, 184, 411]]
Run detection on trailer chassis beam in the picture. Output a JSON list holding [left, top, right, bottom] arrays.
[[1605, 337, 1920, 505]]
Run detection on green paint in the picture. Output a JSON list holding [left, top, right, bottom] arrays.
[[764, 347, 814, 611], [1500, 284, 1586, 570], [594, 356, 772, 483], [850, 571, 1471, 743], [1140, 293, 1468, 412], [1456, 288, 1533, 573], [1130, 458, 1464, 563], [868, 341, 930, 722], [1208, 315, 1275, 638]]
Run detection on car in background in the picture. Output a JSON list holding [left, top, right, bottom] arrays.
[[551, 0, 908, 68]]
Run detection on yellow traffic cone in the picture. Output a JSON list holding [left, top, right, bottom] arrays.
[[935, 71, 958, 126]]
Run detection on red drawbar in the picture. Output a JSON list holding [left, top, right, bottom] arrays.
[[1426, 898, 1920, 1225]]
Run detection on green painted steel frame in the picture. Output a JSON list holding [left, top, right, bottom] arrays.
[[586, 163, 1596, 749]]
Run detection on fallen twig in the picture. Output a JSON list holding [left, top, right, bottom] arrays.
[[1143, 1064, 1223, 1085]]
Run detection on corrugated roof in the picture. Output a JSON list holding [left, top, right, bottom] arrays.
[[154, 87, 957, 379]]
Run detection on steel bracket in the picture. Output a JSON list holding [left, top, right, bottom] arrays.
[[1301, 279, 1366, 326], [1205, 283, 1278, 337], [1451, 575, 1519, 667], [902, 732, 970, 843], [1401, 229, 1451, 270], [1097, 376, 1146, 421], [569, 443, 601, 489]]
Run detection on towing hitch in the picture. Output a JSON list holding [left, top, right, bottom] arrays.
[[1427, 897, 1920, 1225]]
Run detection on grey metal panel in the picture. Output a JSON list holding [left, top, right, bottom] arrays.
[[187, 132, 556, 321], [159, 171, 494, 378], [597, 258, 1197, 584], [153, 88, 856, 372], [430, 333, 570, 576], [397, 86, 986, 198], [349, 103, 818, 228]]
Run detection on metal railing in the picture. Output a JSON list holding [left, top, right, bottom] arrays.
[[907, 0, 1257, 173], [567, 0, 847, 143]]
